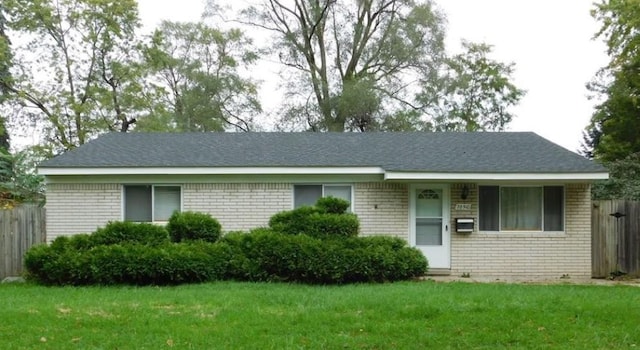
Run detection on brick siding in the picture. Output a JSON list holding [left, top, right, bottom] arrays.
[[354, 182, 408, 239], [182, 183, 291, 231], [45, 183, 121, 242], [449, 183, 592, 278], [45, 181, 592, 278]]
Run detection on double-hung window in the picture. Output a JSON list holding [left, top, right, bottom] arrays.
[[124, 185, 181, 222], [293, 184, 353, 211], [479, 185, 564, 232]]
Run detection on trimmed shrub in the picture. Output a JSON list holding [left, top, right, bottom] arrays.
[[25, 241, 235, 286], [218, 229, 427, 284], [268, 206, 359, 238], [268, 206, 319, 235], [24, 240, 93, 285], [307, 213, 359, 238], [167, 211, 222, 243], [91, 221, 169, 246], [316, 196, 350, 214]]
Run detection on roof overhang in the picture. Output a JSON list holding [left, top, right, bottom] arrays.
[[39, 166, 609, 181], [384, 171, 609, 181], [37, 166, 386, 176]]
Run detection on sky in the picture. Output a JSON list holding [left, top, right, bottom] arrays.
[[136, 0, 609, 153]]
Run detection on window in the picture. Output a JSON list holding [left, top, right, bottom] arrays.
[[479, 186, 564, 232], [124, 185, 181, 222], [293, 184, 353, 210]]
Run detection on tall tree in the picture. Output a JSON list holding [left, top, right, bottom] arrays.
[[2, 0, 143, 152], [219, 0, 524, 132], [0, 4, 12, 151], [137, 21, 261, 132], [420, 41, 525, 132], [234, 0, 447, 132], [584, 0, 640, 161]]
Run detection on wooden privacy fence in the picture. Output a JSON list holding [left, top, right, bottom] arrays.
[[0, 204, 46, 279], [592, 200, 640, 278]]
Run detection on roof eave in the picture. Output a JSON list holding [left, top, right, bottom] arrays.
[[383, 171, 609, 181], [37, 166, 386, 176], [38, 166, 609, 181]]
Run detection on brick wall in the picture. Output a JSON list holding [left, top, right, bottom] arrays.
[[182, 183, 291, 231], [354, 182, 408, 239], [449, 183, 592, 278], [45, 183, 121, 242], [45, 181, 593, 278]]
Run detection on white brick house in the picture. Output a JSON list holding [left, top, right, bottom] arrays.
[[39, 132, 607, 278]]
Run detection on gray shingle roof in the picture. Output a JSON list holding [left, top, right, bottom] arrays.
[[39, 132, 606, 173]]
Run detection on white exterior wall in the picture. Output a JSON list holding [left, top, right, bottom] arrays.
[[449, 183, 592, 278], [182, 183, 291, 231], [45, 183, 121, 242], [354, 182, 408, 239], [45, 180, 593, 278]]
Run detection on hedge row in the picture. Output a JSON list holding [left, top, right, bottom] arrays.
[[268, 197, 359, 238], [24, 229, 427, 285]]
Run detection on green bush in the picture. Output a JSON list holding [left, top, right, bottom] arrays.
[[91, 221, 169, 246], [24, 241, 93, 285], [25, 241, 234, 286], [307, 213, 359, 238], [268, 206, 319, 235], [316, 196, 350, 214], [268, 206, 359, 238], [218, 229, 427, 284], [167, 211, 222, 243]]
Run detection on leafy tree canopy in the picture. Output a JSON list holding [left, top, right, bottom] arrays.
[[217, 0, 523, 132], [583, 0, 640, 162]]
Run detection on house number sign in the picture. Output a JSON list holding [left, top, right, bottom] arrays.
[[455, 203, 472, 210]]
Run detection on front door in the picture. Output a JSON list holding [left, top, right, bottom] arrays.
[[410, 185, 450, 269]]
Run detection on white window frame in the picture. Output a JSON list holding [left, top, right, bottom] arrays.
[[292, 184, 355, 212], [122, 184, 183, 222], [478, 184, 565, 233]]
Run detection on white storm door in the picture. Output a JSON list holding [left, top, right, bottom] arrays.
[[410, 185, 450, 269]]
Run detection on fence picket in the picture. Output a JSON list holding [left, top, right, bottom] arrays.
[[592, 200, 640, 277], [0, 205, 46, 279]]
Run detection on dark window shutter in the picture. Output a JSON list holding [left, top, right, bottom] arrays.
[[479, 186, 499, 231], [544, 186, 564, 231]]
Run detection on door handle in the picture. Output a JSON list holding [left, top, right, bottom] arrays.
[[445, 224, 448, 231]]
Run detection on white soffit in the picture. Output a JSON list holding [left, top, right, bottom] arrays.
[[384, 172, 609, 181], [38, 167, 609, 181], [38, 166, 386, 176]]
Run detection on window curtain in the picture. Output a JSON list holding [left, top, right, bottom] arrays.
[[154, 186, 181, 221], [500, 187, 542, 231], [294, 185, 322, 208], [124, 185, 152, 222]]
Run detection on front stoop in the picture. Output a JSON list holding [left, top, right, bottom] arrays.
[[426, 268, 451, 276]]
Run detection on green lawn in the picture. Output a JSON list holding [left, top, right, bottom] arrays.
[[1, 281, 638, 349]]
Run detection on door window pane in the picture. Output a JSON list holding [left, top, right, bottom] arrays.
[[501, 187, 542, 231], [124, 185, 152, 222], [154, 186, 181, 221], [294, 185, 322, 208], [416, 218, 443, 245], [416, 189, 442, 217]]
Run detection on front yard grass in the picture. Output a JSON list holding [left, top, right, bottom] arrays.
[[1, 281, 638, 349]]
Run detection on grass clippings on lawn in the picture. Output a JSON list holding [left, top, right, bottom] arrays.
[[1, 281, 639, 349]]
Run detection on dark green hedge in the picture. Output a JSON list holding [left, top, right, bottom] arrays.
[[24, 238, 234, 286], [91, 221, 169, 246], [25, 229, 427, 285], [268, 207, 359, 238], [166, 211, 222, 243]]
